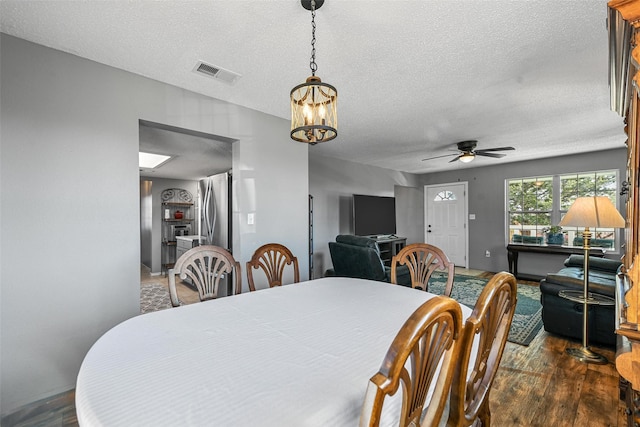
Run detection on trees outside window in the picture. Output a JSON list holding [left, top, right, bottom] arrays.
[[559, 171, 618, 246], [507, 170, 618, 248], [508, 176, 552, 241]]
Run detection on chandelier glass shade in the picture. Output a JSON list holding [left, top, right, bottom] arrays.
[[290, 0, 337, 144], [291, 76, 337, 144]]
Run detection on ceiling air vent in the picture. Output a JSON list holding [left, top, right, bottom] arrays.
[[193, 61, 241, 85]]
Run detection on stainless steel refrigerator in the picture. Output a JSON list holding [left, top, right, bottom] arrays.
[[200, 171, 233, 296], [200, 171, 232, 251]]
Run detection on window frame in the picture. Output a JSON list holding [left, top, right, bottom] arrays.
[[505, 169, 620, 252]]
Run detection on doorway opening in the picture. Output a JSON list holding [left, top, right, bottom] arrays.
[[138, 120, 236, 312]]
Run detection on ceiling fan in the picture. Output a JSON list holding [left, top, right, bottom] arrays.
[[422, 140, 515, 163]]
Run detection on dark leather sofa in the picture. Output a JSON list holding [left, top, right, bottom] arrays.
[[539, 255, 622, 346], [325, 235, 411, 286]]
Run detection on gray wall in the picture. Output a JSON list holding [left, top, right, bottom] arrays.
[[419, 148, 628, 276], [231, 126, 309, 288], [395, 185, 424, 245], [0, 34, 308, 415], [309, 155, 421, 278]]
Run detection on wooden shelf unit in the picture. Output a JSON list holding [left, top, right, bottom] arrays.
[[160, 189, 195, 275], [607, 2, 640, 424]]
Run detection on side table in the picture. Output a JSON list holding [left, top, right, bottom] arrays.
[[558, 289, 615, 364]]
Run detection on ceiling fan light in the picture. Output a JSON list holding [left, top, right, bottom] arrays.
[[459, 153, 475, 163]]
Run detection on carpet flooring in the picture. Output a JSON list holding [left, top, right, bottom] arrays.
[[428, 272, 543, 346], [140, 282, 172, 314]]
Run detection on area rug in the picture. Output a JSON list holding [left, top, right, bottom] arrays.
[[428, 272, 543, 346], [140, 282, 172, 314]]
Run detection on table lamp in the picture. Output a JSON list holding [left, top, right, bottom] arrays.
[[558, 196, 625, 363]]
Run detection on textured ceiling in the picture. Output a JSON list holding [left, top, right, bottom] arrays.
[[0, 0, 627, 174], [139, 121, 234, 181]]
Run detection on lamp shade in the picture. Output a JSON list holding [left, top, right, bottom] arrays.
[[559, 196, 625, 228]]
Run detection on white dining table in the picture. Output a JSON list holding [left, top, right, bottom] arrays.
[[75, 277, 472, 426]]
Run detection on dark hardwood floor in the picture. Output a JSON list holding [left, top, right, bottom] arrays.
[[482, 271, 622, 427], [491, 325, 621, 426], [3, 270, 624, 427]]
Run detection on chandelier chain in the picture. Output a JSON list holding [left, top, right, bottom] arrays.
[[310, 0, 317, 75]]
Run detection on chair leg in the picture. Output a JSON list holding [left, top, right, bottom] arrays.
[[478, 400, 491, 426]]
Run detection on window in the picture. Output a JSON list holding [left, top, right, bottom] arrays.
[[507, 176, 552, 243], [434, 190, 456, 201], [559, 171, 618, 248], [507, 170, 618, 249]]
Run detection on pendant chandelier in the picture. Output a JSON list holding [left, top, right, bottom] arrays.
[[290, 0, 337, 144]]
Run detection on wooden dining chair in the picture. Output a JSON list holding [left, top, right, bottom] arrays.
[[391, 243, 456, 297], [246, 243, 300, 291], [168, 245, 241, 307], [359, 296, 464, 427], [447, 271, 517, 427]]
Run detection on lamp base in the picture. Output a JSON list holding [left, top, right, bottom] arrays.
[[566, 346, 608, 364]]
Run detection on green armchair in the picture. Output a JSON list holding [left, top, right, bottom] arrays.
[[326, 235, 411, 286]]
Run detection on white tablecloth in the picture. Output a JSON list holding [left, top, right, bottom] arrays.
[[76, 277, 472, 426]]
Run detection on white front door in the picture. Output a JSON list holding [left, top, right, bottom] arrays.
[[424, 182, 468, 267]]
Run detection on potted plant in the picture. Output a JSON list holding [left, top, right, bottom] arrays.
[[543, 225, 564, 245]]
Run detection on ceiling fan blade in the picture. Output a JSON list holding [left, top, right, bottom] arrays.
[[422, 153, 459, 162], [475, 151, 506, 158], [475, 146, 515, 152], [449, 155, 463, 163]]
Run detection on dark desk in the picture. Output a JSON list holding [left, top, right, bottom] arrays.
[[506, 244, 606, 279]]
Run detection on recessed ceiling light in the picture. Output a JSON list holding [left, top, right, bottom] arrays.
[[139, 152, 171, 169]]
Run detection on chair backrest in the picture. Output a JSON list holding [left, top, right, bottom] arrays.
[[246, 243, 300, 291], [391, 243, 455, 296], [447, 271, 517, 427], [359, 296, 464, 427], [328, 235, 387, 282], [168, 245, 241, 307]]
